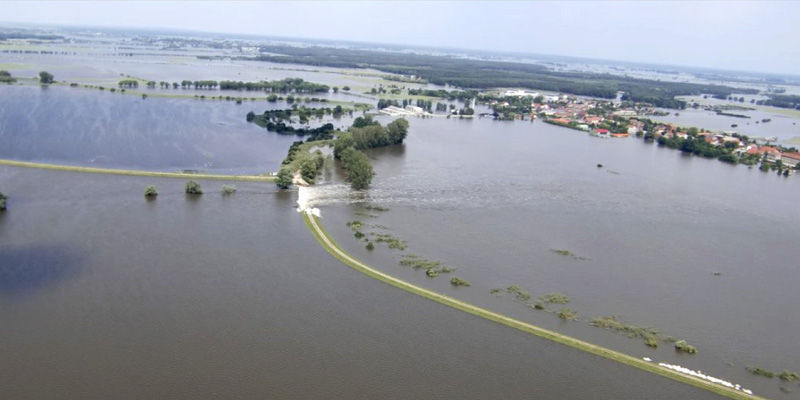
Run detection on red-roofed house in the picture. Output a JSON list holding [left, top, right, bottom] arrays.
[[781, 152, 800, 168]]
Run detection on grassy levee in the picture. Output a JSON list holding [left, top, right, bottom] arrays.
[[302, 212, 764, 400], [0, 159, 275, 182]]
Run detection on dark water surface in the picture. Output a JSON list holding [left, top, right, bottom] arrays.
[[0, 167, 725, 399], [0, 85, 302, 174], [305, 116, 800, 399]]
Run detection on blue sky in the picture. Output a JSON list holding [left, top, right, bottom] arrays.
[[3, 1, 798, 74]]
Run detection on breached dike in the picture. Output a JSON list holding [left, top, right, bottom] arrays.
[[658, 362, 753, 395], [296, 186, 321, 217]]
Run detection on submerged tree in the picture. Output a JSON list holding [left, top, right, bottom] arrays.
[[39, 71, 54, 84], [185, 180, 203, 195], [144, 185, 158, 197]]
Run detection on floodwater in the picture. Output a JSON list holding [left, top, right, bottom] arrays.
[[2, 50, 799, 398], [0, 85, 303, 174], [304, 115, 800, 399], [0, 167, 724, 399], [653, 105, 800, 143]]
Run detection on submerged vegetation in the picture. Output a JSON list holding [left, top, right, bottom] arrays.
[[539, 292, 570, 304], [399, 254, 455, 278], [557, 308, 578, 321], [674, 340, 698, 354], [450, 276, 471, 287], [221, 184, 237, 195], [591, 316, 661, 348], [746, 366, 776, 378], [370, 232, 407, 250], [506, 285, 531, 301]]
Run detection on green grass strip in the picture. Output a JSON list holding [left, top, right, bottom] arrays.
[[0, 159, 275, 182], [302, 212, 764, 400]]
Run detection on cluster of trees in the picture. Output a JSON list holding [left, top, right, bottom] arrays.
[[256, 120, 336, 141], [39, 71, 54, 84], [407, 88, 477, 101], [0, 70, 16, 83], [118, 79, 139, 88], [218, 78, 329, 93], [377, 99, 401, 109], [248, 107, 351, 140], [250, 45, 753, 109], [181, 80, 218, 89], [276, 143, 326, 187], [337, 147, 374, 190], [757, 94, 800, 110], [332, 117, 409, 189]]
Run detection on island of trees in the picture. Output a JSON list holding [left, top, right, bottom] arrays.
[[272, 115, 409, 190]]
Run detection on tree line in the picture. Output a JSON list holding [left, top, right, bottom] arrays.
[[249, 45, 755, 109], [117, 77, 331, 93]]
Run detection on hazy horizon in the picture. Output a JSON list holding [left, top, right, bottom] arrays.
[[2, 1, 798, 76]]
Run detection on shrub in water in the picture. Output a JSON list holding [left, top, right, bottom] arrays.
[[222, 184, 236, 195], [185, 180, 202, 194], [450, 276, 471, 287], [144, 185, 158, 197]]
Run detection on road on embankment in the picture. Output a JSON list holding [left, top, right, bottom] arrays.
[[302, 211, 763, 400], [0, 159, 275, 182]]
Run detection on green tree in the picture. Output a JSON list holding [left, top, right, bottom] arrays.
[[246, 111, 256, 122], [333, 86, 339, 93], [352, 115, 379, 128], [0, 191, 7, 210], [342, 86, 350, 91], [39, 71, 54, 84], [386, 118, 409, 144], [340, 147, 374, 190], [276, 168, 293, 189], [185, 180, 203, 194], [144, 185, 158, 197]]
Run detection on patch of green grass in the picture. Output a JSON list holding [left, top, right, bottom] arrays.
[[539, 292, 570, 304], [552, 249, 573, 256], [364, 204, 390, 211], [490, 288, 502, 294]]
